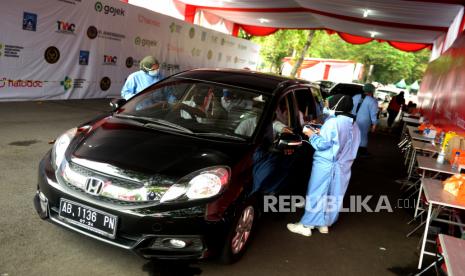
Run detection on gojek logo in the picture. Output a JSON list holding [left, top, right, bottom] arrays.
[[95, 1, 125, 16], [134, 36, 157, 48], [56, 21, 76, 34], [60, 76, 73, 91]]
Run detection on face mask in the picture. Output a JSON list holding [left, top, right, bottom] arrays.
[[221, 97, 232, 111], [323, 107, 335, 117], [148, 69, 159, 77], [328, 96, 346, 115]]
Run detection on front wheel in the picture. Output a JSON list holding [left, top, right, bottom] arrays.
[[219, 204, 256, 264]]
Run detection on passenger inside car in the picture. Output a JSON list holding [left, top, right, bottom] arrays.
[[235, 97, 292, 138], [251, 96, 297, 194], [221, 88, 253, 112], [177, 93, 207, 122]]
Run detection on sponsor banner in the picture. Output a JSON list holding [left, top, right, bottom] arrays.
[[0, 0, 260, 101]]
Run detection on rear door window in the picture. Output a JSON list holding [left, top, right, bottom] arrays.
[[293, 88, 318, 126]]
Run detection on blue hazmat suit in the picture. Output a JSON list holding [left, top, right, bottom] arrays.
[[300, 115, 361, 227], [121, 70, 164, 100], [351, 94, 378, 147]]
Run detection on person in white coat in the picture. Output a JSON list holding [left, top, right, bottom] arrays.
[[287, 94, 361, 236], [352, 83, 378, 156]]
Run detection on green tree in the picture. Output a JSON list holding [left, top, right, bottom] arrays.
[[251, 30, 309, 74], [251, 30, 431, 85], [290, 30, 316, 77]]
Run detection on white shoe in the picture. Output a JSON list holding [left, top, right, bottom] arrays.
[[318, 226, 329, 234], [287, 223, 312, 237]]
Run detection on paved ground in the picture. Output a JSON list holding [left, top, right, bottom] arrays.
[[0, 100, 432, 276]]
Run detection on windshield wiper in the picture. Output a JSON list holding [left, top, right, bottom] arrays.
[[194, 132, 246, 141], [115, 114, 193, 134]]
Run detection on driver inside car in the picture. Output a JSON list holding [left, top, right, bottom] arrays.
[[174, 87, 216, 122]]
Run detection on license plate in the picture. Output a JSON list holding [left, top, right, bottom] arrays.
[[59, 199, 118, 239]]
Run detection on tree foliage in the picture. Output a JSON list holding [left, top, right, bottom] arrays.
[[251, 30, 308, 74], [251, 30, 431, 85]]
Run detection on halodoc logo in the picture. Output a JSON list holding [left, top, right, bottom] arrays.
[[0, 77, 43, 88], [95, 1, 125, 16], [56, 20, 76, 34]]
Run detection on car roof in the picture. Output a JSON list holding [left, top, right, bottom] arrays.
[[173, 68, 310, 94], [330, 82, 364, 96]]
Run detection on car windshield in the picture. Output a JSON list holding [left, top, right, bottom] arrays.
[[118, 78, 269, 140]]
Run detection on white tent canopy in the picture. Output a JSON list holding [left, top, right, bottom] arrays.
[[130, 0, 465, 57]]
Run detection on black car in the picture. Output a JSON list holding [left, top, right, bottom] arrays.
[[34, 69, 319, 263], [329, 82, 364, 97]]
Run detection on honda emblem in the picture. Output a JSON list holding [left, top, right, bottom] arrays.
[[85, 177, 103, 195]]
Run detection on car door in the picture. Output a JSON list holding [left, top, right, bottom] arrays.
[[284, 87, 317, 195]]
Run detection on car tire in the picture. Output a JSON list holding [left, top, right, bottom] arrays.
[[219, 202, 256, 264]]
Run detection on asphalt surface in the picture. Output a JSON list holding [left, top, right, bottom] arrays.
[[0, 100, 433, 276]]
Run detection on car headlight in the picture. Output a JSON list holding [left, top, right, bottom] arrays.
[[51, 128, 77, 169], [160, 166, 230, 203]]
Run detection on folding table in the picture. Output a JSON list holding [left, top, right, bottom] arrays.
[[418, 178, 465, 269], [407, 140, 440, 180], [408, 125, 434, 143], [438, 234, 465, 276], [401, 126, 434, 169], [400, 116, 420, 142], [413, 156, 457, 218]]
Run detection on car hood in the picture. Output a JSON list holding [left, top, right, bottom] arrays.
[[71, 116, 253, 177]]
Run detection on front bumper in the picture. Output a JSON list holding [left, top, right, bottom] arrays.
[[34, 153, 229, 260]]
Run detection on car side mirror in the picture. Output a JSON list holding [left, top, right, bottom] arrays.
[[275, 132, 302, 153], [110, 98, 127, 111]]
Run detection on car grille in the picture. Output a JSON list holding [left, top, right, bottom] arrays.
[[69, 162, 143, 189], [58, 162, 164, 207], [60, 178, 155, 207]]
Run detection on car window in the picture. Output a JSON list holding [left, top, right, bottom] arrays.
[[293, 88, 319, 126], [275, 96, 291, 126], [271, 94, 295, 137], [119, 78, 268, 139]]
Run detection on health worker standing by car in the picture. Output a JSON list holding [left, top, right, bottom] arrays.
[[121, 56, 163, 100], [287, 94, 361, 236], [351, 83, 378, 157]]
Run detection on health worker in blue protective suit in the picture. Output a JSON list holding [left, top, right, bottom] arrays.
[[287, 94, 361, 237], [121, 56, 164, 100], [351, 83, 378, 156]]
